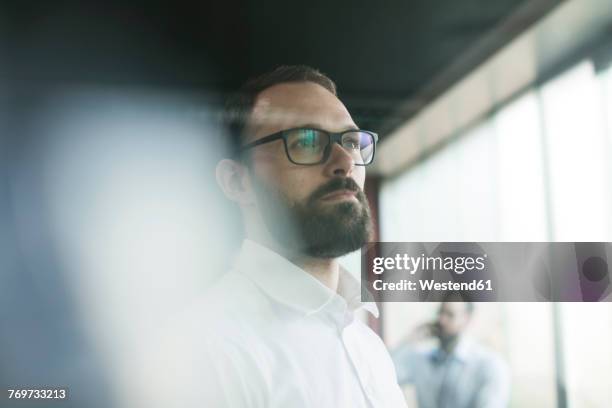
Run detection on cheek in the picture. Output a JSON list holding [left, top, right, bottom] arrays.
[[280, 171, 320, 203], [252, 159, 318, 204], [354, 166, 367, 188]]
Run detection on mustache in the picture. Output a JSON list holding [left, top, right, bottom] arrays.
[[309, 178, 363, 203]]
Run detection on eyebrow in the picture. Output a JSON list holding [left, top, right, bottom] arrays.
[[298, 123, 360, 132]]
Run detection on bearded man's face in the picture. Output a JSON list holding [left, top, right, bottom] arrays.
[[242, 82, 374, 257]]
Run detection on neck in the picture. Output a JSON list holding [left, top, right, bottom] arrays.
[[290, 254, 340, 292], [440, 335, 460, 354], [244, 236, 340, 293], [244, 215, 342, 292]]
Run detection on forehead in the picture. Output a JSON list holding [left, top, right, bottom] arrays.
[[245, 82, 356, 143]]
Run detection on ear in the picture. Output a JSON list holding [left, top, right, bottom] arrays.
[[215, 159, 255, 206]]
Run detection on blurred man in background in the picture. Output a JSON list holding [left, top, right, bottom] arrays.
[[391, 294, 510, 408]]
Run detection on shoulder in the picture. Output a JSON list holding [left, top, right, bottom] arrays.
[[467, 342, 509, 378], [198, 269, 274, 319], [138, 272, 274, 393], [179, 269, 280, 341], [129, 269, 278, 366]]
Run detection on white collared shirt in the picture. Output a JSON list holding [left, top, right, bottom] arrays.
[[134, 239, 407, 408], [391, 338, 510, 408]]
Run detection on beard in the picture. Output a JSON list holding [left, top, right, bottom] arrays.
[[251, 176, 373, 258]]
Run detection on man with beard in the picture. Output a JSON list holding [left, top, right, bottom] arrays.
[[391, 294, 510, 408], [189, 65, 406, 407]]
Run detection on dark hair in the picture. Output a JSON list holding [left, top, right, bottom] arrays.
[[442, 291, 475, 314], [223, 65, 337, 157]]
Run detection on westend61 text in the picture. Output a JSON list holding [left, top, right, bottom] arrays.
[[372, 279, 493, 292]]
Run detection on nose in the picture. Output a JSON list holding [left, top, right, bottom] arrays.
[[324, 141, 355, 177]]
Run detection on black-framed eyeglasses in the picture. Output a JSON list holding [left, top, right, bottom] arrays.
[[240, 127, 379, 166]]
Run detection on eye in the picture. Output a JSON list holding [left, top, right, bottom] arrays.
[[297, 136, 315, 147], [343, 133, 362, 150], [346, 140, 359, 149], [288, 129, 321, 149]]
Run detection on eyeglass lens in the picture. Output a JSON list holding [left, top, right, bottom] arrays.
[[285, 129, 375, 165]]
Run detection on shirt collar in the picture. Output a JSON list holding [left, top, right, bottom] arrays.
[[233, 239, 379, 318]]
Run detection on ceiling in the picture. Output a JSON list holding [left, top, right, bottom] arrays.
[[4, 0, 562, 136]]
